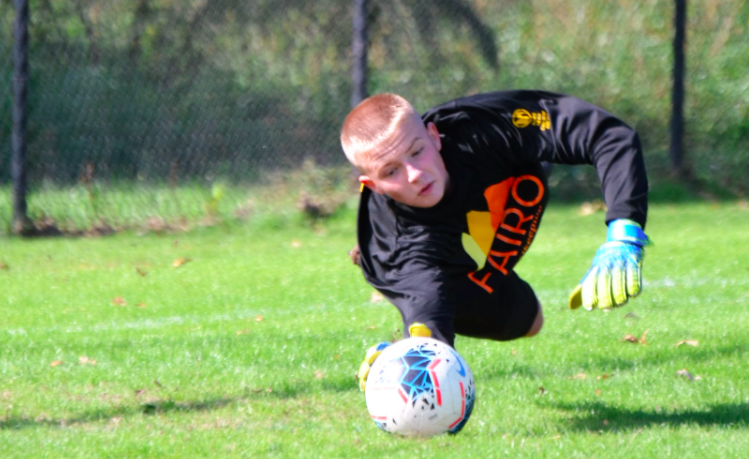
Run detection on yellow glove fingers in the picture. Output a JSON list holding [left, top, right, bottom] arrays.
[[357, 351, 382, 391], [358, 344, 388, 391], [358, 360, 372, 391], [596, 268, 614, 309], [568, 284, 583, 309], [626, 258, 643, 298], [611, 265, 628, 307], [581, 266, 600, 310], [570, 221, 649, 312]]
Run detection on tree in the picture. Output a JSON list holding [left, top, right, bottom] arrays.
[[670, 0, 690, 180], [12, 0, 33, 234], [369, 0, 499, 70], [349, 0, 499, 107], [351, 0, 368, 107]]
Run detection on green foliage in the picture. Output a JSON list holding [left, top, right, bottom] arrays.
[[1, 0, 748, 207], [1, 202, 748, 457], [0, 157, 736, 234], [0, 160, 357, 234]]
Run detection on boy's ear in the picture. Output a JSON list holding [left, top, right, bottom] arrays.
[[359, 175, 382, 194], [426, 122, 442, 151]]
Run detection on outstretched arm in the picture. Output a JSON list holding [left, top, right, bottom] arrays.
[[426, 90, 650, 309]]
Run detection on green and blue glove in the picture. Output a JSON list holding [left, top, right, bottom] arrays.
[[357, 342, 390, 391], [569, 219, 650, 310], [356, 323, 432, 390]]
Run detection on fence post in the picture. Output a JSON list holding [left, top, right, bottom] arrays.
[[670, 0, 687, 178], [351, 0, 368, 108], [12, 0, 32, 235]]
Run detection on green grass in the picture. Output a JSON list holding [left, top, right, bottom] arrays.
[[1, 201, 748, 458]]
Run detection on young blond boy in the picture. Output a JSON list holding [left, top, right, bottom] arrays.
[[341, 91, 650, 389]]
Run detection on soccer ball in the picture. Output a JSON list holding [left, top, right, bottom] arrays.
[[364, 337, 475, 437]]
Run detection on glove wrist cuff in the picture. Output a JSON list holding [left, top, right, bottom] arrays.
[[607, 219, 649, 246]]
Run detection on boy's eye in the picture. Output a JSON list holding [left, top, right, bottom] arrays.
[[385, 167, 398, 177], [412, 148, 423, 157]]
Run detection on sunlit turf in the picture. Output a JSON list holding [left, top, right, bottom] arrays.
[[1, 201, 748, 458]]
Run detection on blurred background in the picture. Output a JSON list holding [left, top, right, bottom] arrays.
[[1, 0, 747, 235]]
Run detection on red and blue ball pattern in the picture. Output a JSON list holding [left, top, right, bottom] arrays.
[[366, 338, 475, 436]]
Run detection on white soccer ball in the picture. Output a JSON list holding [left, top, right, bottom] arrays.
[[364, 337, 476, 437]]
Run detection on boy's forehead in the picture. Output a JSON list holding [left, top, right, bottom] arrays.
[[368, 136, 417, 164], [362, 118, 425, 167]]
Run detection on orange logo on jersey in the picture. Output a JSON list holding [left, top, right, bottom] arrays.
[[512, 108, 551, 131], [462, 175, 545, 294]]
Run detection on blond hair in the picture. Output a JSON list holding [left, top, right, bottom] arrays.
[[340, 93, 422, 171]]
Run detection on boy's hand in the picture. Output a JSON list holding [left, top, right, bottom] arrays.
[[356, 342, 390, 391], [356, 324, 430, 390], [569, 219, 650, 310], [348, 244, 361, 266]]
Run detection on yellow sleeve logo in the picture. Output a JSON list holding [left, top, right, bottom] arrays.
[[512, 108, 551, 131]]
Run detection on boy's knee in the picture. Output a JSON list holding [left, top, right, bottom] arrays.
[[524, 302, 544, 337]]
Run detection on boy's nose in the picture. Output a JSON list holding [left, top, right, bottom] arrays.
[[406, 164, 423, 183]]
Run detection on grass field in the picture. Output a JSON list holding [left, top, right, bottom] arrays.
[[1, 200, 748, 458]]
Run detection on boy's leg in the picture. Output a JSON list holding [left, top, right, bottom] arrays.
[[452, 271, 541, 342], [524, 301, 544, 337], [393, 272, 541, 346]]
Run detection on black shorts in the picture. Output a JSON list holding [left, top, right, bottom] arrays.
[[452, 270, 540, 342], [400, 270, 540, 346]]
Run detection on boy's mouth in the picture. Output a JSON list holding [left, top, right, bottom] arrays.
[[418, 182, 433, 195]]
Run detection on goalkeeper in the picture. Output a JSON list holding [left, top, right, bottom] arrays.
[[340, 91, 650, 389]]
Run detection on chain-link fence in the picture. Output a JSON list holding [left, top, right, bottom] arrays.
[[2, 0, 748, 234]]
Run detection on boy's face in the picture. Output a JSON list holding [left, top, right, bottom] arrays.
[[359, 120, 449, 208]]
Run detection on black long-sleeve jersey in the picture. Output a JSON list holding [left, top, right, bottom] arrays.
[[356, 90, 649, 345]]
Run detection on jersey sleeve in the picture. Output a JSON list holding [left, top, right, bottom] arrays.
[[357, 188, 460, 346], [425, 90, 649, 227], [378, 258, 457, 346]]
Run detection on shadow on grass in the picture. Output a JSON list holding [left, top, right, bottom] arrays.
[[479, 343, 749, 383], [545, 401, 749, 432], [0, 397, 237, 431], [0, 379, 359, 431], [551, 343, 749, 377]]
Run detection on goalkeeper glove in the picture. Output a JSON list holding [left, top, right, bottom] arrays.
[[356, 323, 433, 391], [569, 219, 650, 310], [357, 342, 390, 391]]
